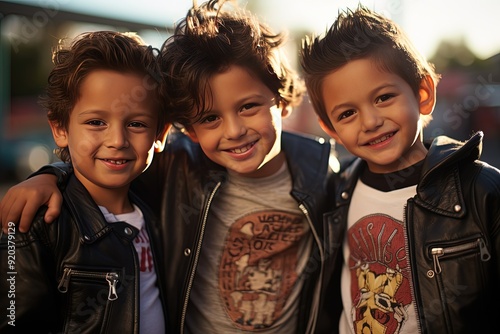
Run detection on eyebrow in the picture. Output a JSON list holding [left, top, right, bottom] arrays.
[[328, 103, 353, 117], [75, 109, 157, 119], [76, 110, 106, 118], [328, 82, 399, 115]]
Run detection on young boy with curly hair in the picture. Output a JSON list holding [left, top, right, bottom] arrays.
[[301, 6, 500, 334], [0, 1, 339, 333], [0, 31, 169, 333]]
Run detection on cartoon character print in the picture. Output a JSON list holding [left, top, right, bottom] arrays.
[[348, 214, 412, 334], [219, 210, 306, 330]]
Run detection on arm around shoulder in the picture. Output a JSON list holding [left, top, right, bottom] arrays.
[[0, 162, 70, 233], [29, 161, 73, 187]]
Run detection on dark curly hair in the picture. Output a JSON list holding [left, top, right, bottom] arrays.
[[39, 31, 167, 162], [160, 0, 304, 128]]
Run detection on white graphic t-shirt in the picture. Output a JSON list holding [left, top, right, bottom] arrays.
[[186, 162, 312, 333], [339, 176, 419, 334], [100, 205, 165, 334]]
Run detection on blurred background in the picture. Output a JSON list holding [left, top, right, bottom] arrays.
[[1, 0, 499, 197]]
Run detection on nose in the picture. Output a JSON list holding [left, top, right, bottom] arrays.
[[106, 125, 129, 149], [360, 107, 383, 132], [224, 115, 247, 139]]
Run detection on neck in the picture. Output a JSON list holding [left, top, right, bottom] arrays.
[[78, 179, 133, 214], [91, 190, 133, 214]]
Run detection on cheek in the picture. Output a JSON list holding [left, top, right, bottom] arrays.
[[258, 124, 279, 145], [194, 132, 217, 152], [141, 136, 157, 154], [334, 128, 350, 142], [402, 109, 422, 134], [67, 137, 96, 158], [262, 114, 282, 137]]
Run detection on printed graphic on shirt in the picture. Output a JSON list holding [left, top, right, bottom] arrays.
[[348, 214, 412, 334], [219, 210, 306, 331], [135, 228, 153, 272]]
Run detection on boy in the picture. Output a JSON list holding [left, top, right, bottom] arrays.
[[1, 1, 339, 333], [301, 6, 500, 334], [0, 31, 169, 333]]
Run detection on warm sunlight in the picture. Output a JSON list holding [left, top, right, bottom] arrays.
[[5, 0, 499, 58]]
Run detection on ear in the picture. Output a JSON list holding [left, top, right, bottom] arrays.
[[318, 118, 343, 146], [418, 75, 436, 116], [184, 126, 200, 143], [280, 101, 292, 118], [154, 124, 172, 153], [48, 120, 69, 148]]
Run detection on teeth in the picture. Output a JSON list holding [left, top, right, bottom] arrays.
[[230, 143, 254, 154], [369, 133, 394, 145], [105, 159, 127, 165]]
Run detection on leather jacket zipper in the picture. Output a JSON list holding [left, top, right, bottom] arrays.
[[431, 237, 491, 274], [299, 203, 323, 334], [58, 267, 120, 300], [180, 181, 222, 334]]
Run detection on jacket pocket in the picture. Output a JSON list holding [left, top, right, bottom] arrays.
[[429, 236, 491, 275], [58, 267, 120, 300], [57, 265, 123, 333], [424, 236, 492, 333]]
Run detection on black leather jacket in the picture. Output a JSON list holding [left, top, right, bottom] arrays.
[[0, 175, 167, 333], [27, 131, 339, 333], [140, 131, 339, 334], [325, 132, 500, 334]]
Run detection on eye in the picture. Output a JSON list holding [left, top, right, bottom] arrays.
[[199, 114, 219, 124], [337, 109, 356, 121], [241, 103, 258, 112], [376, 94, 394, 104], [86, 120, 105, 126], [128, 121, 147, 128]]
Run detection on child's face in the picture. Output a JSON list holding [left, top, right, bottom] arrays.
[[50, 70, 164, 194], [320, 58, 434, 173], [186, 65, 287, 178]]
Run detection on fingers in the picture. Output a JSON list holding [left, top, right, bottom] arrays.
[[17, 198, 44, 233], [1, 188, 39, 233], [0, 175, 61, 233], [43, 192, 63, 224], [0, 191, 23, 233]]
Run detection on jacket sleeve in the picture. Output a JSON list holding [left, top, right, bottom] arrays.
[[0, 209, 61, 332], [29, 162, 73, 190], [476, 162, 500, 285]]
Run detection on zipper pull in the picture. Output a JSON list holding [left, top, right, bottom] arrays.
[[478, 238, 491, 262], [431, 247, 444, 275], [106, 273, 119, 301], [57, 268, 72, 293]]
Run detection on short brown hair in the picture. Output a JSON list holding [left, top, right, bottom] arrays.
[[301, 6, 440, 132], [40, 31, 166, 162]]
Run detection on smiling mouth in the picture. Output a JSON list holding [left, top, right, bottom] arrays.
[[228, 141, 256, 154], [103, 159, 128, 165], [368, 132, 395, 145]]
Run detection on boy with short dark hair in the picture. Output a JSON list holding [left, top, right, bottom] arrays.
[[0, 31, 169, 333], [301, 6, 500, 334], [152, 1, 337, 332], [0, 1, 339, 333]]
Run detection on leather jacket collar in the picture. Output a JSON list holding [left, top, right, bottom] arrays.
[[336, 131, 484, 216]]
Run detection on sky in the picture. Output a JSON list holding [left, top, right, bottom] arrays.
[[3, 0, 500, 59], [257, 0, 500, 59]]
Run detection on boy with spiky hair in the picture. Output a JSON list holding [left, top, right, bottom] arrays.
[[301, 6, 500, 334]]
